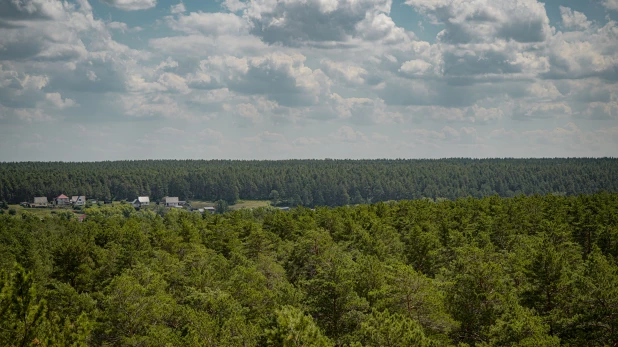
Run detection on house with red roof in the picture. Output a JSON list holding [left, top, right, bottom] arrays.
[[55, 194, 70, 206]]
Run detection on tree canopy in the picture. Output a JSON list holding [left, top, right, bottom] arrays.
[[1, 192, 618, 346], [0, 158, 616, 205]]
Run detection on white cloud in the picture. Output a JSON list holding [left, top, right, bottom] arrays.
[[14, 108, 54, 122], [320, 59, 367, 84], [399, 59, 434, 76], [155, 127, 184, 135], [330, 126, 368, 143], [560, 6, 590, 31], [167, 12, 248, 36], [244, 131, 287, 143], [199, 52, 331, 107], [45, 93, 76, 109], [100, 0, 157, 11], [403, 126, 481, 145], [513, 102, 572, 120], [602, 0, 618, 11], [1, 0, 617, 161], [542, 21, 618, 80], [242, 0, 398, 45], [108, 21, 143, 33], [582, 102, 618, 120], [223, 0, 247, 12], [198, 128, 224, 144], [293, 136, 321, 146], [371, 132, 389, 143], [170, 2, 185, 14], [328, 94, 402, 124], [405, 0, 551, 44]]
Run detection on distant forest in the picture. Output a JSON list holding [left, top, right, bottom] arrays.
[[0, 158, 616, 205]]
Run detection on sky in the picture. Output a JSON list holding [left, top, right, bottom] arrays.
[[0, 0, 617, 161]]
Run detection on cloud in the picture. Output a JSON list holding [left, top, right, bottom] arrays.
[[328, 94, 402, 123], [560, 6, 590, 31], [293, 136, 321, 146], [405, 0, 551, 44], [166, 12, 248, 36], [242, 0, 401, 46], [403, 126, 481, 145], [399, 59, 434, 76], [155, 127, 184, 135], [14, 108, 54, 122], [100, 0, 157, 11], [602, 0, 618, 11], [1, 0, 617, 161], [371, 132, 389, 143], [330, 126, 368, 143], [513, 102, 572, 120], [0, 0, 65, 21], [582, 102, 618, 120], [406, 104, 504, 123], [170, 2, 185, 14], [198, 128, 224, 144], [542, 21, 618, 81], [107, 21, 143, 33], [244, 131, 287, 144], [320, 59, 367, 84], [45, 93, 76, 109], [198, 53, 331, 107]]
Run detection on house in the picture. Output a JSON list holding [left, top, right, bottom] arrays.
[[32, 197, 48, 208], [277, 207, 290, 211], [71, 196, 86, 206], [161, 196, 179, 207], [195, 206, 215, 214], [132, 196, 150, 208], [55, 194, 70, 205]]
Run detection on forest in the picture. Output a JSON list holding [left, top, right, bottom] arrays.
[[1, 192, 617, 346], [0, 158, 617, 206]]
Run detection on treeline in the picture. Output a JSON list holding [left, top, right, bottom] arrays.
[[1, 193, 618, 346], [0, 158, 616, 205]]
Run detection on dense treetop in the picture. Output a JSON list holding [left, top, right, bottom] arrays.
[[0, 158, 616, 205], [1, 192, 618, 346]]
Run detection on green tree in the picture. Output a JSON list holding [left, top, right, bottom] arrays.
[[265, 305, 334, 347], [480, 304, 560, 347], [216, 199, 229, 214], [270, 190, 280, 206], [0, 264, 48, 347], [352, 309, 437, 347]]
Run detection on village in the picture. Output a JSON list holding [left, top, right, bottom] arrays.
[[23, 194, 217, 214], [18, 194, 293, 219]]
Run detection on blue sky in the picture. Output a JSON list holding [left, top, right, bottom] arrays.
[[1, 0, 617, 161]]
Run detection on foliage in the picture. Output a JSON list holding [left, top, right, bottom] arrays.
[[0, 158, 616, 206], [0, 192, 617, 345]]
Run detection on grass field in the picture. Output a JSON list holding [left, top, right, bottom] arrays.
[[189, 200, 271, 210], [4, 200, 272, 218], [6, 204, 83, 218]]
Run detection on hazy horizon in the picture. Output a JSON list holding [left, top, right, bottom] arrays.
[[1, 0, 617, 161]]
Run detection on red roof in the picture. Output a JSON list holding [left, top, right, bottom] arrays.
[[57, 194, 69, 199]]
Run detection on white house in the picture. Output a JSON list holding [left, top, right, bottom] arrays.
[[132, 196, 150, 208], [55, 194, 70, 205], [32, 197, 48, 207], [203, 206, 216, 214], [161, 196, 179, 207], [71, 196, 86, 206]]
